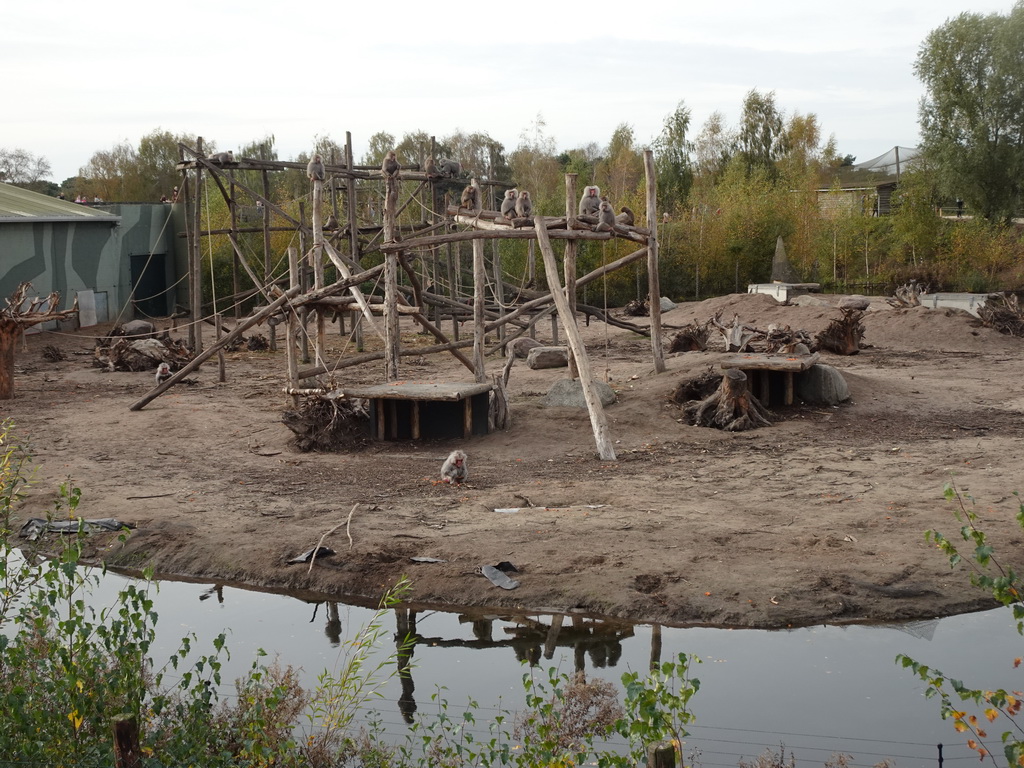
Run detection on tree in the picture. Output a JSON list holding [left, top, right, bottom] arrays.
[[79, 129, 200, 202], [653, 100, 694, 213], [692, 111, 734, 187], [737, 89, 787, 177], [915, 3, 1024, 222], [596, 123, 643, 207], [361, 132, 396, 167], [0, 148, 52, 191]]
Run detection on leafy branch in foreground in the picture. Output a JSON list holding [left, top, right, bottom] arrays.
[[898, 483, 1024, 766]]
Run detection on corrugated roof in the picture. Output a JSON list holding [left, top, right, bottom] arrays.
[[0, 182, 120, 222]]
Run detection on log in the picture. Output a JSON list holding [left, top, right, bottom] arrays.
[[535, 217, 616, 461], [815, 309, 865, 355], [129, 287, 301, 411], [644, 150, 666, 373]]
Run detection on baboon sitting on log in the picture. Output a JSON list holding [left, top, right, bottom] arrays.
[[685, 368, 772, 431]]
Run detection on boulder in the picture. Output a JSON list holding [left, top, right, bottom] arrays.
[[796, 364, 850, 405], [121, 319, 156, 337], [509, 337, 543, 359], [838, 295, 871, 311], [542, 378, 617, 408], [526, 346, 569, 370], [659, 297, 677, 313]]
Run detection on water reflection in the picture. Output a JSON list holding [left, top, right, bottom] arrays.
[[86, 570, 1019, 768]]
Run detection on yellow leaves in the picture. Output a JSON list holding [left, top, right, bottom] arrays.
[[985, 708, 1000, 722], [968, 739, 978, 749], [954, 721, 969, 733], [67, 709, 83, 732]]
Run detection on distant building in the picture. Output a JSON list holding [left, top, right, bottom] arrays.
[[0, 182, 179, 327]]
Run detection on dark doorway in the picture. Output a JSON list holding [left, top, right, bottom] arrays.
[[130, 253, 168, 318]]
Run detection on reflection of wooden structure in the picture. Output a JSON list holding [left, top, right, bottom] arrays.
[[130, 138, 668, 459], [719, 352, 820, 406]]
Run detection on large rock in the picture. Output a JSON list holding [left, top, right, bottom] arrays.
[[796, 364, 850, 405], [526, 346, 569, 370], [659, 296, 677, 313], [838, 295, 871, 311], [541, 378, 617, 408], [121, 319, 156, 337], [509, 337, 543, 359]]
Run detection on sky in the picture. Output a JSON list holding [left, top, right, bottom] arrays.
[[3, 0, 1017, 184]]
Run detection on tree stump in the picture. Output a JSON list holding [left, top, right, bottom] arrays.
[[711, 312, 759, 352], [815, 309, 865, 355], [668, 320, 711, 352], [686, 368, 772, 431]]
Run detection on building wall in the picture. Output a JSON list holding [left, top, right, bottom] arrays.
[[0, 204, 177, 326]]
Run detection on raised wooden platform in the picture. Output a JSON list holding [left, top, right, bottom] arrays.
[[719, 353, 820, 406], [336, 381, 493, 440]]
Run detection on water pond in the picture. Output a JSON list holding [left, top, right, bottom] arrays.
[[89, 570, 1020, 768]]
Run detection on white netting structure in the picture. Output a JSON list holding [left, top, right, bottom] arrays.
[[854, 146, 922, 174]]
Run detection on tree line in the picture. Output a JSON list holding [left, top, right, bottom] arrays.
[[3, 4, 1021, 302]]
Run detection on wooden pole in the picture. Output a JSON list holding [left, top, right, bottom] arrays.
[[262, 168, 276, 352], [286, 246, 300, 406], [229, 169, 240, 320], [130, 287, 300, 411], [298, 201, 310, 363], [191, 137, 204, 356], [311, 174, 326, 361], [345, 132, 364, 353], [565, 173, 579, 379], [215, 313, 226, 383], [472, 238, 486, 382], [113, 717, 142, 768], [383, 167, 401, 382], [535, 218, 616, 461], [528, 239, 537, 339], [644, 150, 666, 373]]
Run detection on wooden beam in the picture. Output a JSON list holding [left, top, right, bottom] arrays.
[[472, 238, 486, 382], [644, 149, 666, 374], [535, 218, 617, 461], [129, 287, 301, 411]]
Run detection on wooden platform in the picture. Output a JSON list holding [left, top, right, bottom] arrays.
[[336, 381, 493, 441], [719, 353, 820, 406]]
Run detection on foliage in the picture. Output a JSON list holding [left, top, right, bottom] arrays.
[[401, 653, 699, 768], [79, 128, 201, 202], [897, 483, 1024, 766], [0, 147, 52, 190], [915, 3, 1024, 222], [654, 100, 694, 211]]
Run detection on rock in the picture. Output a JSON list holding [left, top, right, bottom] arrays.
[[791, 295, 833, 308], [796, 364, 850, 405], [838, 295, 870, 311], [659, 296, 677, 313], [121, 319, 156, 337], [541, 377, 617, 408], [509, 337, 543, 359], [526, 346, 569, 370]]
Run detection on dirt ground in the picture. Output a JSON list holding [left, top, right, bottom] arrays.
[[5, 292, 1024, 629]]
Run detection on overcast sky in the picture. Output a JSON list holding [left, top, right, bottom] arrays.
[[4, 0, 1016, 184]]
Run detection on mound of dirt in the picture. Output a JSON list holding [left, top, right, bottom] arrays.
[[7, 292, 1024, 628]]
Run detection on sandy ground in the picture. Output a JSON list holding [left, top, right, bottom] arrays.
[[5, 292, 1024, 629]]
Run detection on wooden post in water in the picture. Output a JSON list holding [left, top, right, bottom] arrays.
[[113, 718, 142, 768], [644, 149, 666, 374], [535, 218, 616, 461], [647, 741, 679, 768], [564, 173, 579, 379]]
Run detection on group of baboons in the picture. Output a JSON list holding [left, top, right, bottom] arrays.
[[299, 150, 637, 231]]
